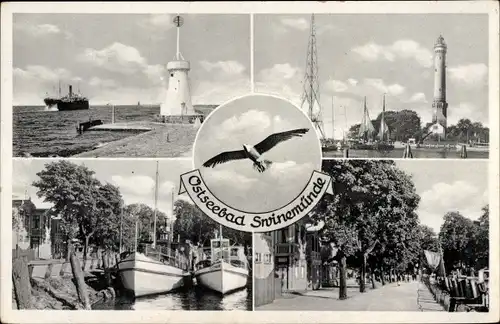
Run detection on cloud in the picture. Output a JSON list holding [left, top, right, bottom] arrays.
[[363, 78, 405, 96], [448, 63, 488, 87], [447, 102, 487, 126], [13, 65, 83, 105], [89, 77, 118, 88], [256, 64, 302, 104], [15, 22, 73, 39], [325, 80, 349, 92], [111, 175, 155, 196], [268, 161, 314, 180], [199, 60, 246, 76], [407, 92, 427, 104], [138, 14, 174, 30], [280, 18, 309, 31], [215, 109, 272, 140], [14, 65, 73, 82], [78, 43, 147, 75], [204, 169, 258, 191], [352, 39, 433, 68], [352, 43, 395, 62], [347, 78, 358, 86], [418, 180, 486, 231]]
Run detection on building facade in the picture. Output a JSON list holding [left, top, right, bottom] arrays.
[[272, 221, 323, 292], [12, 197, 62, 259], [254, 232, 278, 307]]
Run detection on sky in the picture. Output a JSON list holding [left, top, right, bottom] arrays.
[[13, 14, 250, 106], [12, 158, 193, 220], [395, 160, 488, 233], [193, 95, 322, 213], [254, 14, 489, 139]]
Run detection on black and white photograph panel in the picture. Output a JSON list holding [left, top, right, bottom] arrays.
[[11, 159, 252, 310], [254, 160, 489, 312], [13, 14, 251, 158], [254, 14, 489, 158]]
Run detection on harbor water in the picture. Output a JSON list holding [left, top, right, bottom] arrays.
[[93, 285, 252, 311], [323, 148, 489, 159], [13, 105, 159, 157]]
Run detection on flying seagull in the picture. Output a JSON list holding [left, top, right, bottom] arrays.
[[202, 128, 310, 173]]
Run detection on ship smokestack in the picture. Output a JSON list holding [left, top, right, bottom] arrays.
[[69, 85, 73, 97]]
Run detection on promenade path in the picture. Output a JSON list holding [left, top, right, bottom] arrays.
[[256, 281, 445, 311]]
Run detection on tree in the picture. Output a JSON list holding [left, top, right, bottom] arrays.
[[92, 183, 124, 252], [122, 203, 169, 249], [419, 224, 439, 252], [32, 160, 122, 265], [347, 124, 361, 140], [172, 200, 250, 249], [439, 211, 477, 272], [474, 205, 489, 270], [310, 160, 420, 297]]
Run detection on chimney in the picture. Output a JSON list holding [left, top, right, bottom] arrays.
[[69, 85, 73, 97]]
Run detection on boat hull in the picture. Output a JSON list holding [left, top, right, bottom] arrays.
[[43, 99, 89, 111], [118, 252, 187, 297], [195, 260, 248, 294]]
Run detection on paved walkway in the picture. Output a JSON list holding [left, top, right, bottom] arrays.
[[256, 281, 445, 311]]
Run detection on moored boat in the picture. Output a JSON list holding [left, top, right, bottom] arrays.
[[117, 161, 190, 298], [118, 248, 190, 297], [194, 231, 249, 294]]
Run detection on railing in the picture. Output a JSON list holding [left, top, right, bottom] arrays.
[[422, 275, 489, 312], [144, 244, 190, 271]]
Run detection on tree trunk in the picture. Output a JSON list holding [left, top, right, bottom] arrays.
[[102, 250, 111, 287], [338, 251, 347, 300], [82, 235, 90, 271], [370, 266, 376, 289], [360, 252, 366, 293], [380, 266, 386, 286], [12, 258, 32, 309], [69, 252, 91, 309]]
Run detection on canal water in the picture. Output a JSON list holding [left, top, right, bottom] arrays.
[[323, 148, 488, 159], [93, 285, 252, 311]]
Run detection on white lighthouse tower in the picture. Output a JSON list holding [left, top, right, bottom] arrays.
[[160, 15, 200, 123], [430, 35, 448, 139]]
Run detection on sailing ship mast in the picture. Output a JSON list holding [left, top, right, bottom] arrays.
[[168, 189, 173, 252], [358, 97, 375, 142], [378, 93, 389, 142], [152, 161, 159, 248], [331, 96, 335, 140]]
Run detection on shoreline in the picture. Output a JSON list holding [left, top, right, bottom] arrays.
[[73, 123, 198, 158]]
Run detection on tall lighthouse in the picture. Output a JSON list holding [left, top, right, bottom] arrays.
[[431, 35, 448, 138], [160, 15, 199, 123]]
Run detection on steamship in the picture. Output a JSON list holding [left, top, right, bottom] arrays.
[[44, 84, 89, 111]]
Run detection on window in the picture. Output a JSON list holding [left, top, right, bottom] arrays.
[[32, 215, 40, 229], [280, 228, 287, 243], [255, 252, 262, 263], [264, 253, 271, 264]]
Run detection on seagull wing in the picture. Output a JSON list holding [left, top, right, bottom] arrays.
[[202, 150, 248, 168], [254, 128, 310, 154]]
